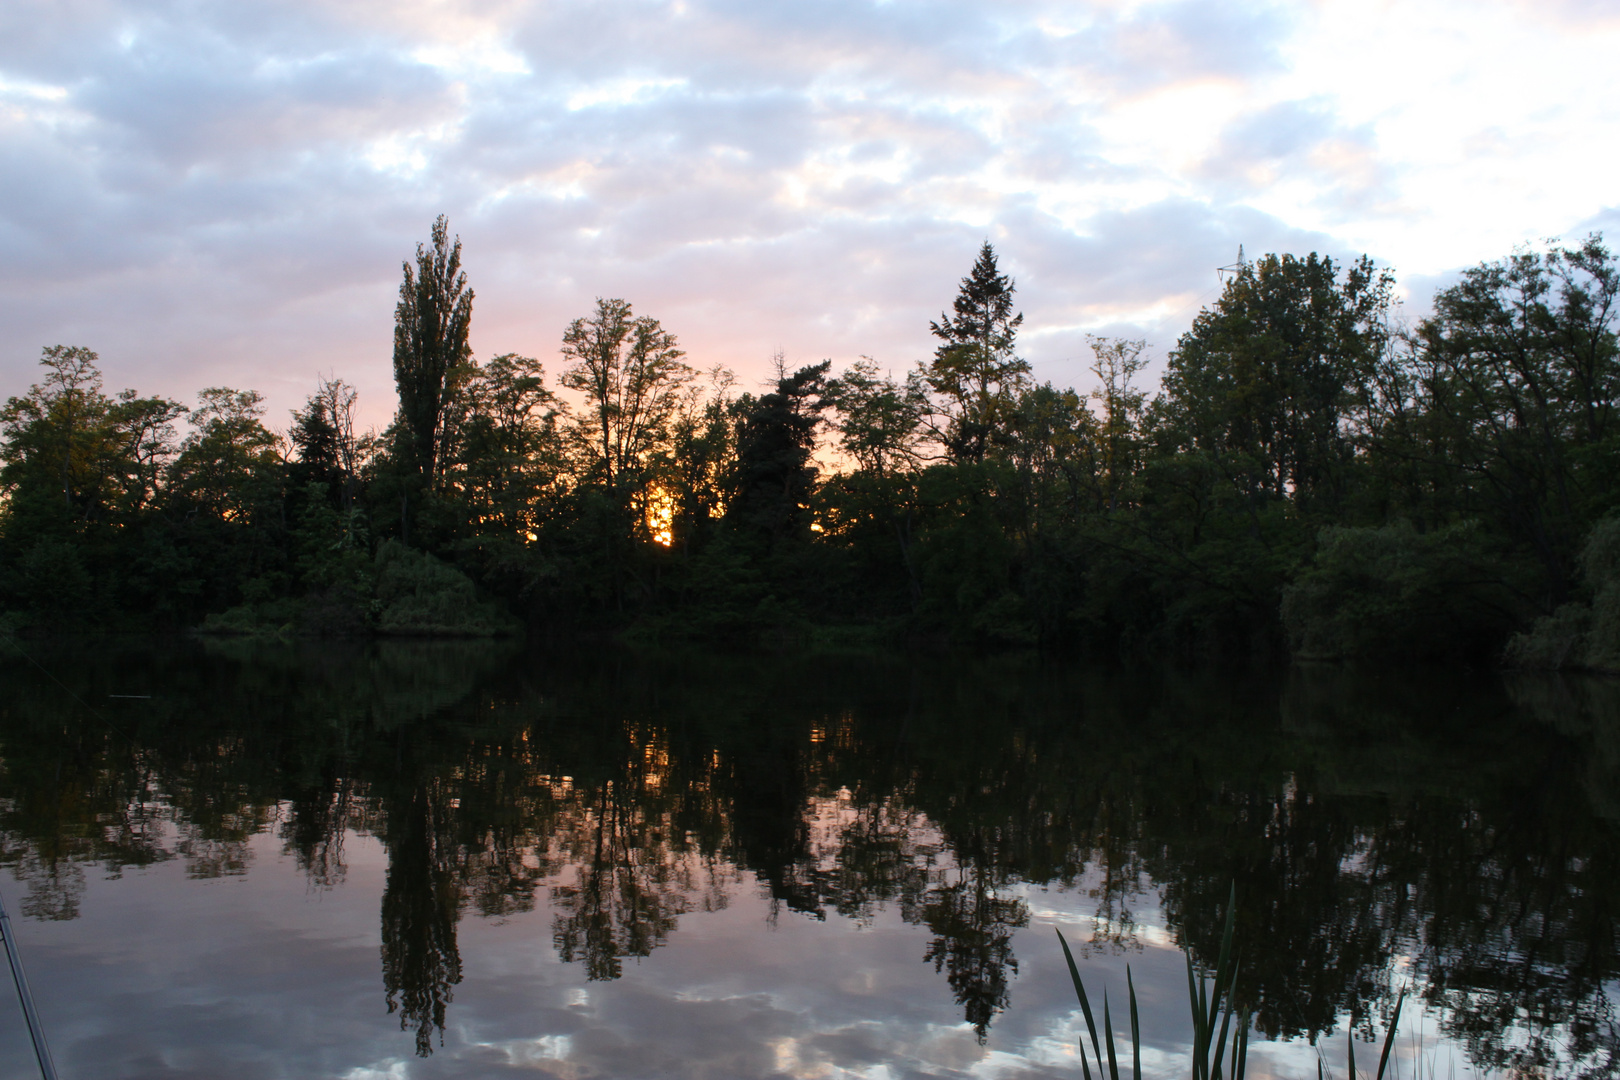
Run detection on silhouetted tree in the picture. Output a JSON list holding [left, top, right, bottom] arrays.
[[728, 358, 830, 546], [392, 215, 474, 502], [1156, 252, 1392, 517], [925, 242, 1030, 462], [560, 297, 691, 492]]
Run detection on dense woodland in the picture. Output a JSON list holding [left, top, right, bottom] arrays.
[[5, 218, 1620, 663]]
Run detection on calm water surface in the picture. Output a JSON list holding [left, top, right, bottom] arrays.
[[0, 641, 1615, 1079]]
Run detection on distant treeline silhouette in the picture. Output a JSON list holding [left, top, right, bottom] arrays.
[[5, 218, 1620, 663]]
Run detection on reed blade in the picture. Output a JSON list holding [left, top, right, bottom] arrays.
[[1186, 954, 1202, 1034], [1057, 929, 1106, 1078], [1104, 990, 1120, 1080], [1375, 988, 1406, 1080], [1186, 955, 1207, 1080], [1127, 965, 1141, 1080], [1214, 954, 1244, 1080], [1210, 884, 1236, 1034], [1211, 997, 1233, 1080], [1200, 969, 1211, 1040]]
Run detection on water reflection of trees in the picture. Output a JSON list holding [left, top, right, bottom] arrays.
[[380, 781, 463, 1056], [0, 643, 1617, 1074], [549, 775, 735, 981]]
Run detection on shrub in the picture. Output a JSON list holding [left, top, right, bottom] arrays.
[[1507, 517, 1620, 673], [1281, 521, 1513, 661], [373, 541, 518, 637]]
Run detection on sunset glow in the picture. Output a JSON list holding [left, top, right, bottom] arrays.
[[2, 0, 1616, 424]]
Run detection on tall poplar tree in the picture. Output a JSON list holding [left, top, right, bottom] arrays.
[[393, 216, 474, 489]]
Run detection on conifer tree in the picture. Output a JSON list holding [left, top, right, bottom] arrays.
[[926, 242, 1030, 462], [729, 357, 830, 544]]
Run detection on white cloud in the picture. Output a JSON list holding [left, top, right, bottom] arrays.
[[1, 0, 1616, 428]]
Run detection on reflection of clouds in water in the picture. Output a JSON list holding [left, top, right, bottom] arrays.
[[0, 824, 1560, 1080], [342, 1062, 410, 1080], [0, 803, 1564, 1078], [4, 650, 1617, 1077], [407, 864, 1293, 1078]]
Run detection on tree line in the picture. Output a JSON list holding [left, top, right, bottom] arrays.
[[4, 217, 1620, 662]]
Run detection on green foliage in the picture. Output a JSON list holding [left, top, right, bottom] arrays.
[[1157, 252, 1393, 518], [166, 387, 283, 521], [289, 376, 365, 510], [727, 359, 830, 547], [393, 215, 474, 489], [823, 357, 927, 475], [625, 535, 774, 642], [373, 541, 517, 637], [1084, 336, 1148, 513], [660, 368, 736, 552], [909, 464, 1036, 645], [559, 297, 691, 490], [451, 353, 562, 529], [1397, 236, 1620, 600], [200, 596, 303, 637], [925, 241, 1031, 463], [16, 536, 94, 619], [1282, 522, 1517, 661], [0, 345, 186, 534], [1059, 889, 1406, 1080], [1503, 603, 1591, 671], [9, 234, 1620, 658], [1506, 515, 1620, 671]]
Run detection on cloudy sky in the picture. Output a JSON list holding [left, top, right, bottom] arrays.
[[3, 0, 1618, 430]]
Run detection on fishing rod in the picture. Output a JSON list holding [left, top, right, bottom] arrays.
[[0, 629, 134, 1080], [0, 889, 58, 1080]]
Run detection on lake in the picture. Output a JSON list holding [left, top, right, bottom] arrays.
[[0, 639, 1615, 1079]]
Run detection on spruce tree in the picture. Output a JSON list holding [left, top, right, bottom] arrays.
[[926, 241, 1030, 462]]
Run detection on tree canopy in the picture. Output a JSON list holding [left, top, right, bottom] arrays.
[[7, 227, 1620, 667]]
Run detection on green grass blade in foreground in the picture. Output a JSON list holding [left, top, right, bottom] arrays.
[[1127, 965, 1141, 1080], [1059, 886, 1327, 1080], [1211, 991, 1233, 1080], [1187, 956, 1207, 1080], [1056, 928, 1105, 1080], [1209, 884, 1236, 1036], [1211, 956, 1243, 1080], [1104, 991, 1120, 1080], [1375, 988, 1406, 1080]]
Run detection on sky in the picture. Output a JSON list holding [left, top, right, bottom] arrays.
[[3, 0, 1619, 432]]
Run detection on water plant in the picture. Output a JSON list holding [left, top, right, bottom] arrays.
[[1057, 888, 1405, 1080]]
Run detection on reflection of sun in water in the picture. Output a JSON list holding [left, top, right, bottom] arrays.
[[646, 485, 675, 546]]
